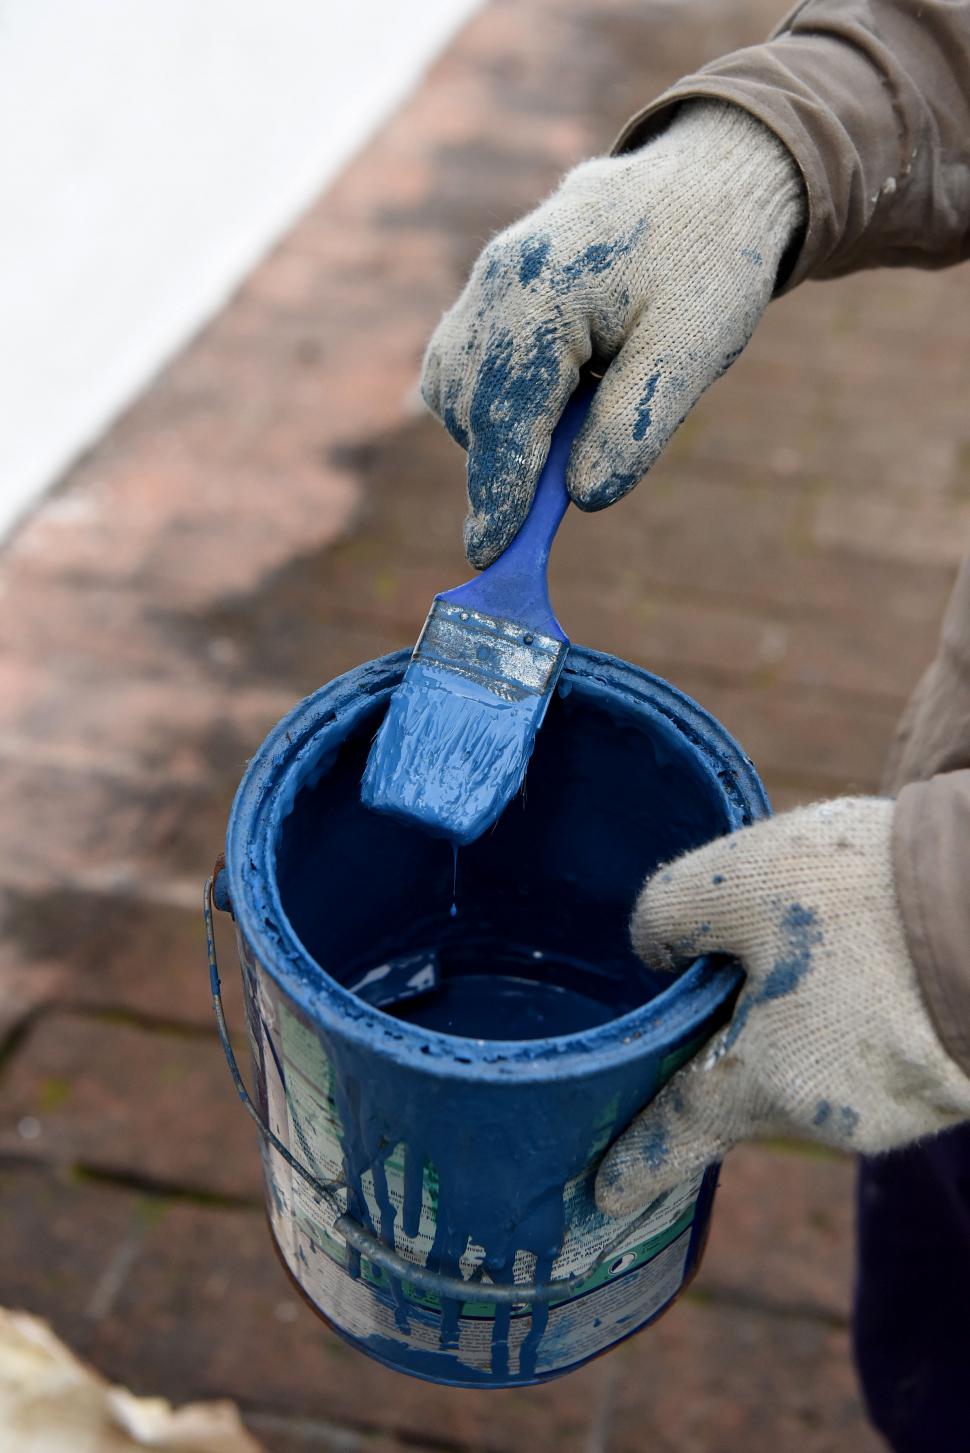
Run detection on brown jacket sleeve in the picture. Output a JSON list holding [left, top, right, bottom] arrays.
[[612, 4, 970, 1069], [895, 773, 970, 1073], [613, 0, 970, 289], [886, 561, 970, 1077]]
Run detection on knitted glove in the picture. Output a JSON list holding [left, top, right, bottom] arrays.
[[422, 100, 805, 566], [595, 798, 970, 1217]]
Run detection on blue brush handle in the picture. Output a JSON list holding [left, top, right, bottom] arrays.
[[440, 373, 597, 641]]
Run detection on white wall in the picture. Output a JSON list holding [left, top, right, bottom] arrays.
[[0, 0, 480, 537]]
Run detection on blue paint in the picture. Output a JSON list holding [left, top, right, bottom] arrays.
[[839, 1105, 859, 1137], [759, 903, 822, 1001], [631, 372, 660, 442], [716, 346, 744, 380], [220, 646, 770, 1386], [723, 901, 822, 1051], [813, 1098, 832, 1128], [813, 1099, 859, 1139], [361, 381, 594, 846], [591, 467, 640, 505], [346, 949, 439, 1012], [447, 378, 591, 633], [634, 1119, 670, 1175], [361, 665, 549, 847], [387, 944, 640, 1040], [518, 234, 551, 286], [465, 325, 562, 529], [560, 218, 648, 283]]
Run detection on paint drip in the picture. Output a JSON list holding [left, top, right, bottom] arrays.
[[322, 1020, 602, 1380]]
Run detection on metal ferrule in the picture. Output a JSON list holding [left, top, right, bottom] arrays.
[[414, 600, 567, 702]]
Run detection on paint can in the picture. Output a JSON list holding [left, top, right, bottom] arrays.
[[206, 645, 768, 1386]]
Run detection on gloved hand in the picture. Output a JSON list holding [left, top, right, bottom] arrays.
[[422, 99, 805, 566], [595, 798, 970, 1217]]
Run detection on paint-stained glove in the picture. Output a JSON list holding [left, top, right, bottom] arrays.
[[422, 100, 805, 566], [595, 798, 970, 1217]]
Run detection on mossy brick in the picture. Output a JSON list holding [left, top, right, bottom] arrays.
[[0, 885, 243, 1029], [607, 1297, 882, 1453], [0, 1012, 263, 1201], [697, 1144, 856, 1322]]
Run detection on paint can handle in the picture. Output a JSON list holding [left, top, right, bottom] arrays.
[[203, 866, 674, 1306]]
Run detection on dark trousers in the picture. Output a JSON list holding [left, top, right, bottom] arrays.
[[854, 1124, 970, 1452]]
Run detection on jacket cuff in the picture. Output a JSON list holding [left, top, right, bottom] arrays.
[[611, 30, 923, 292], [894, 773, 970, 1078]]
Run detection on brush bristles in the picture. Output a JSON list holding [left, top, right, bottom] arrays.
[[361, 661, 552, 845]]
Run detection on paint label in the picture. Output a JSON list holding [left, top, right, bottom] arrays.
[[249, 967, 706, 1384]]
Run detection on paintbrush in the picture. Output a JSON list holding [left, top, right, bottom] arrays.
[[360, 373, 596, 846]]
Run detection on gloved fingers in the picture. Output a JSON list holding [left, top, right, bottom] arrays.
[[461, 318, 589, 567], [420, 233, 592, 567], [594, 1054, 745, 1216], [566, 298, 754, 511], [630, 831, 762, 973], [420, 233, 518, 451]]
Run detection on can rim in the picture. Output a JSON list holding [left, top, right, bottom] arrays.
[[224, 646, 768, 1082]]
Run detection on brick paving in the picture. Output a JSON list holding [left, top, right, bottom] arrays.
[[1, 0, 967, 1447]]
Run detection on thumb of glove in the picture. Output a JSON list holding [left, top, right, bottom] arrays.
[[595, 833, 771, 1217], [630, 833, 756, 973], [595, 1046, 749, 1216]]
